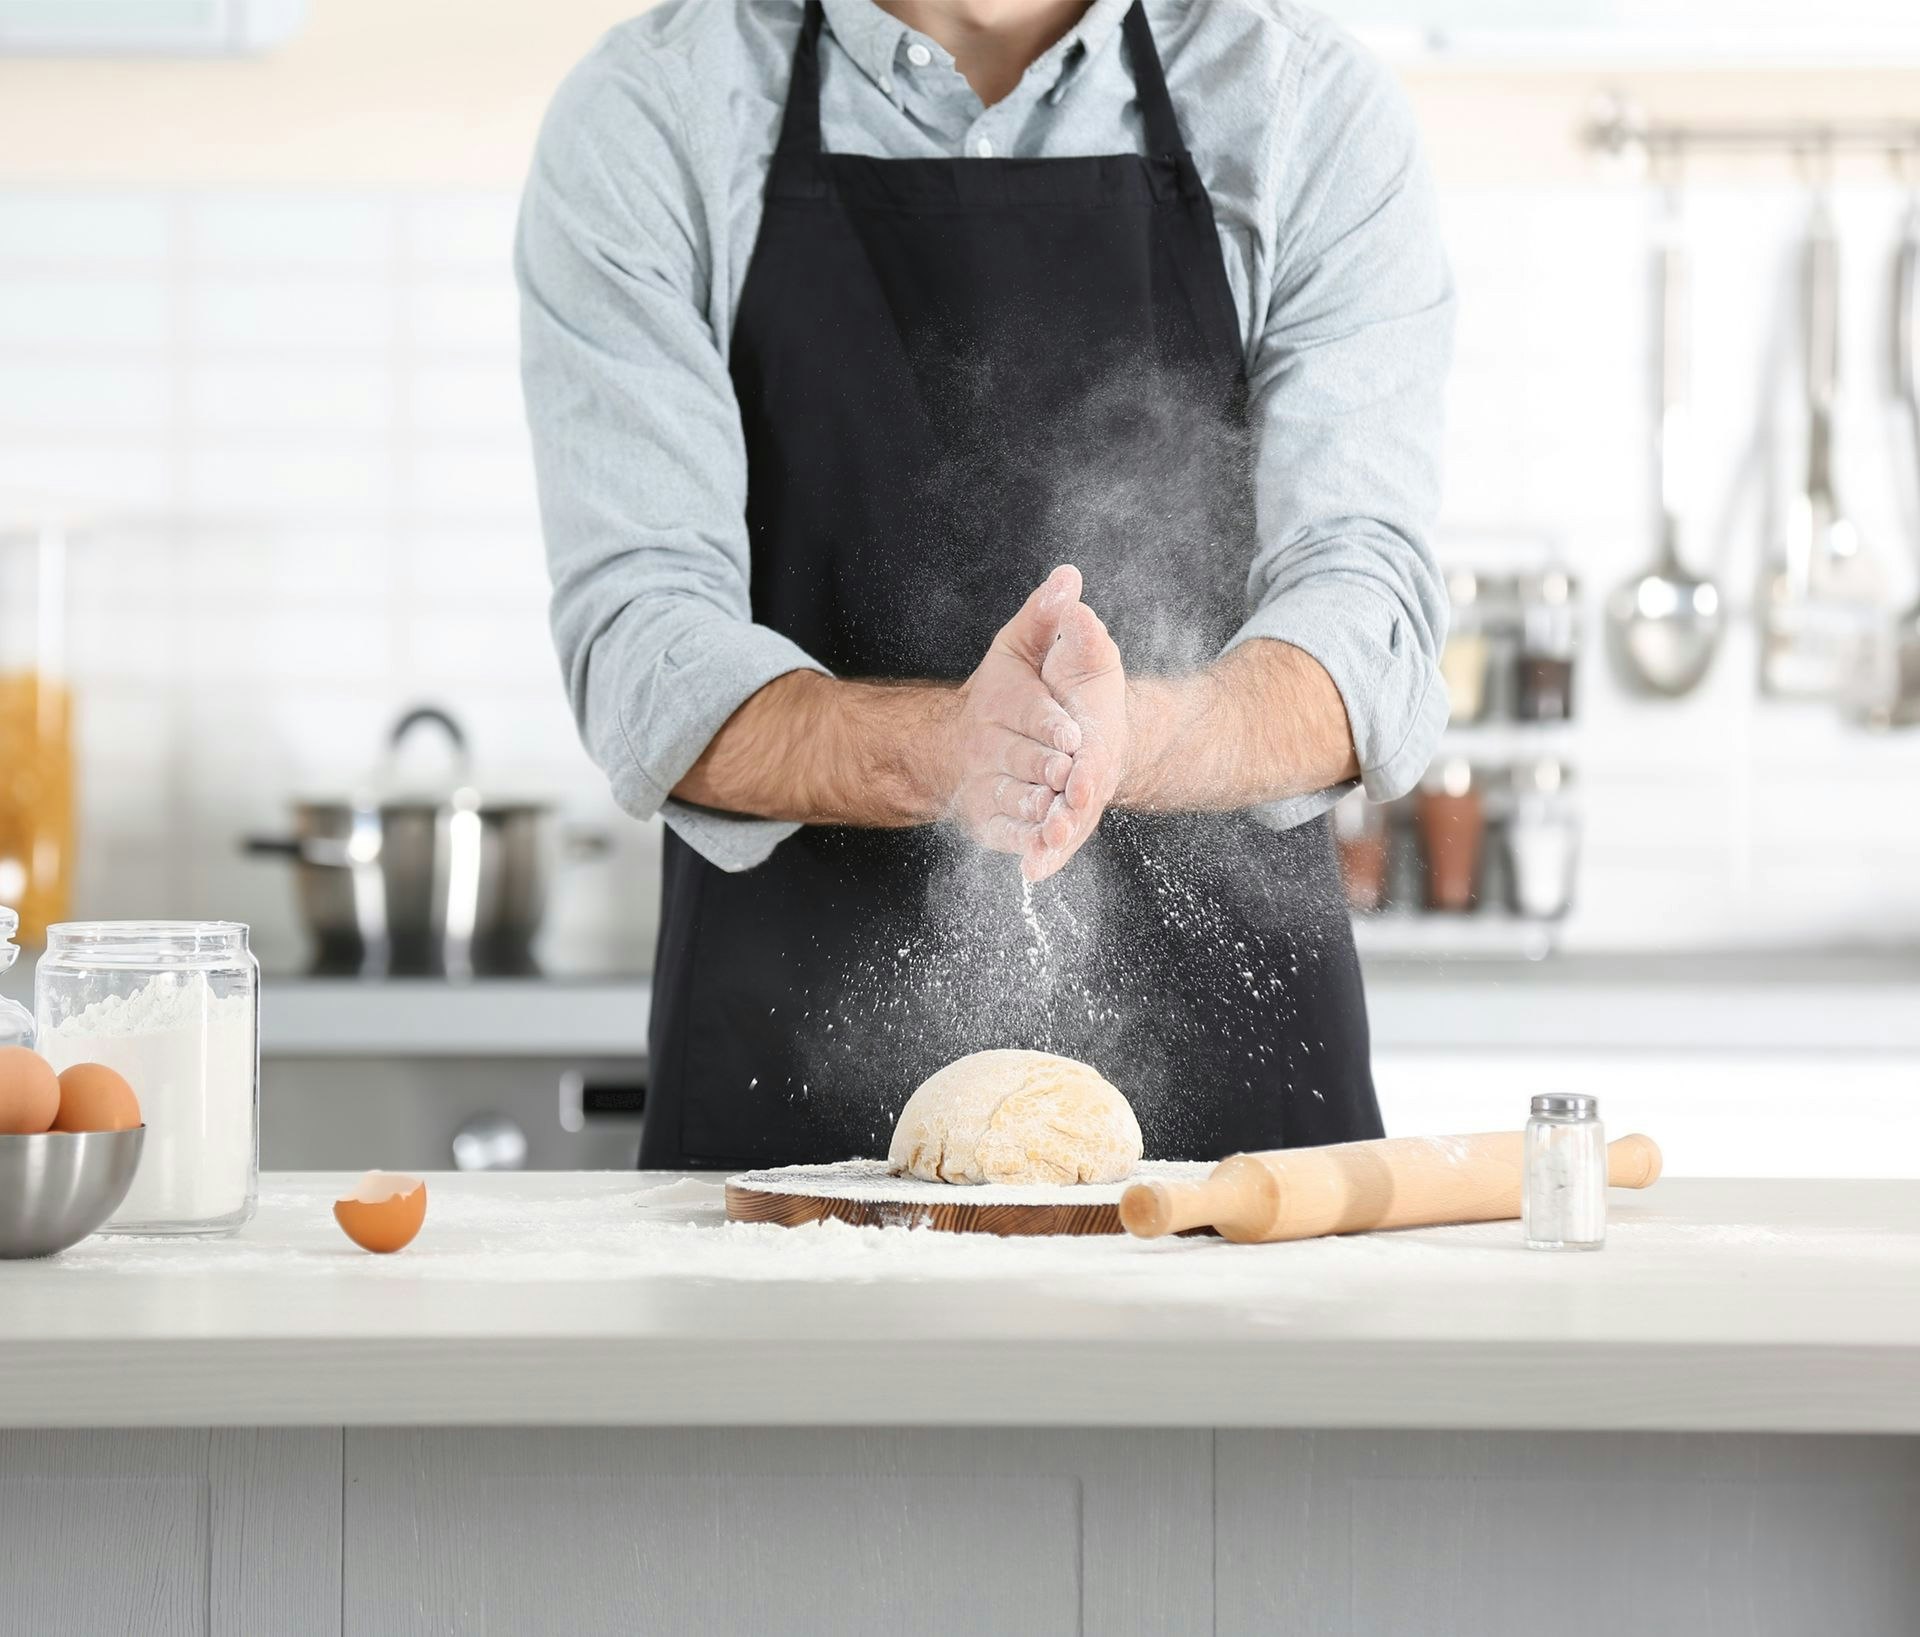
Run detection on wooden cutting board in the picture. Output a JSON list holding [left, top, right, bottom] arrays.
[[725, 1159, 1212, 1237]]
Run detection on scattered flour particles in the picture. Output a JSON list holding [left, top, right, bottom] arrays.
[[42, 971, 255, 1227]]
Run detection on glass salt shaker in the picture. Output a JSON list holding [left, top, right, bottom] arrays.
[[35, 921, 259, 1236], [1507, 760, 1581, 921], [0, 907, 34, 1049], [1522, 1093, 1606, 1251]]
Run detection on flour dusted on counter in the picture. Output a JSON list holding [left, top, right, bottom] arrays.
[[42, 970, 255, 1227]]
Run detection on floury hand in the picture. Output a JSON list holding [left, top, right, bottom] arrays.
[[1030, 594, 1129, 883], [944, 565, 1086, 877]]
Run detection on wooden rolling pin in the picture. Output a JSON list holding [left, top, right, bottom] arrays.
[[1119, 1130, 1663, 1243]]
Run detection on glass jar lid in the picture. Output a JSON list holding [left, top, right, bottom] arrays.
[[44, 920, 251, 967]]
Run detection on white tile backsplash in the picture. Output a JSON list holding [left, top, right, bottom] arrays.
[[0, 193, 174, 264], [2, 180, 1918, 971], [187, 361, 397, 434], [186, 194, 398, 269], [405, 276, 521, 354], [410, 362, 531, 434], [185, 445, 395, 514], [402, 194, 522, 269], [187, 277, 396, 352], [0, 275, 170, 348], [0, 442, 174, 508], [0, 360, 172, 433]]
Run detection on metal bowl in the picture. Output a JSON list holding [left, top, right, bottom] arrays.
[[0, 1127, 146, 1258]]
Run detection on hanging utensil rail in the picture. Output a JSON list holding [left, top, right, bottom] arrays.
[[1587, 100, 1920, 164]]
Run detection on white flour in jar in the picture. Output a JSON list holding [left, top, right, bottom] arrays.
[[42, 970, 255, 1227]]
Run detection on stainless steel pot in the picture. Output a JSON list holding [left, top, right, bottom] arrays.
[[244, 707, 606, 977]]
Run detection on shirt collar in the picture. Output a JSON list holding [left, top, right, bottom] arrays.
[[817, 0, 1133, 100]]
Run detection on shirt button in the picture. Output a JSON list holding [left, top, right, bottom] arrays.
[[975, 136, 994, 158], [905, 41, 932, 67]]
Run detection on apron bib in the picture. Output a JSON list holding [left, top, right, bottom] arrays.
[[645, 0, 1382, 1168]]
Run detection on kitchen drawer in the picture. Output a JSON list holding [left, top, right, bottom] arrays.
[[261, 1055, 646, 1172]]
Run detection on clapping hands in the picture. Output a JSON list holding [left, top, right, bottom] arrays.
[[947, 564, 1128, 882]]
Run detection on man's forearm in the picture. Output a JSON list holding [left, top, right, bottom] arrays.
[[673, 670, 958, 826], [1117, 639, 1360, 813]]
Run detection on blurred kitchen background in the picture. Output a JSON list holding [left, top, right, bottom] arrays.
[[3, 0, 1918, 1174]]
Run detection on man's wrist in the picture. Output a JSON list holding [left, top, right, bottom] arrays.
[[1114, 673, 1207, 811], [834, 676, 961, 826]]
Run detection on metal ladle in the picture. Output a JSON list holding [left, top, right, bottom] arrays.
[[1606, 203, 1724, 697]]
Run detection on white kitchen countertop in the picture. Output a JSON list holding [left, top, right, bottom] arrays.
[[1, 1171, 1915, 1433]]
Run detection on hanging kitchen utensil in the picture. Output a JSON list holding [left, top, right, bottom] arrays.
[[1880, 184, 1920, 727], [1607, 197, 1723, 697], [1761, 177, 1884, 700]]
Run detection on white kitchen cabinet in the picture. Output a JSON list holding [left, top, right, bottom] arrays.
[[343, 1429, 1211, 1636], [3, 1427, 1914, 1634], [0, 1430, 339, 1636], [1216, 1431, 1920, 1637]]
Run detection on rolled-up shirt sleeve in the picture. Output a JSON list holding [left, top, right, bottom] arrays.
[[517, 42, 825, 873], [1230, 30, 1454, 831]]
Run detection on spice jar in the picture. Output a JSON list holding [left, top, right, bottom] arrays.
[[35, 921, 259, 1235], [0, 907, 33, 1049], [1516, 570, 1578, 722], [1439, 570, 1491, 725], [1479, 575, 1522, 722], [1507, 760, 1580, 920], [1332, 791, 1388, 913], [1523, 1093, 1606, 1251], [1415, 760, 1484, 913]]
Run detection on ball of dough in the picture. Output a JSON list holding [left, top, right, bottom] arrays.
[[888, 1049, 1142, 1185]]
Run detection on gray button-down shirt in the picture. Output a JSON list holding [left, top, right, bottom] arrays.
[[518, 0, 1453, 871]]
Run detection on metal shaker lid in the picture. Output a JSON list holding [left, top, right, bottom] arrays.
[[1531, 1093, 1598, 1118]]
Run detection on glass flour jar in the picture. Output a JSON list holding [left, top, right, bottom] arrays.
[[35, 921, 259, 1235]]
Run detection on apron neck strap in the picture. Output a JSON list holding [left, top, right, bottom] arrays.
[[777, 1, 829, 157], [1120, 2, 1188, 161], [780, 0, 1190, 162]]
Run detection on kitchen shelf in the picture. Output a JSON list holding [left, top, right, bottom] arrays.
[[1435, 722, 1576, 763], [1352, 912, 1558, 963]]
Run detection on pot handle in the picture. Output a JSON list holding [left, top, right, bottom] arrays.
[[241, 835, 359, 868], [242, 836, 305, 858]]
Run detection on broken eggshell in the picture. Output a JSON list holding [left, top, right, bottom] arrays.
[[333, 1171, 428, 1253]]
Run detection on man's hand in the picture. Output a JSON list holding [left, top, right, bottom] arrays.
[[671, 564, 1088, 866], [1029, 599, 1128, 882], [1024, 599, 1365, 882], [945, 565, 1087, 877]]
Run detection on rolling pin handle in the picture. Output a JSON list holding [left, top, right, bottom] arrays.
[[1119, 1177, 1222, 1239], [1607, 1133, 1664, 1190]]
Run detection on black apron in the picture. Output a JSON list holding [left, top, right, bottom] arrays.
[[644, 0, 1382, 1169]]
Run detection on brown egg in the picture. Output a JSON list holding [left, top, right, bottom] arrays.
[[334, 1172, 428, 1254], [0, 1046, 60, 1135], [51, 1062, 142, 1133]]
